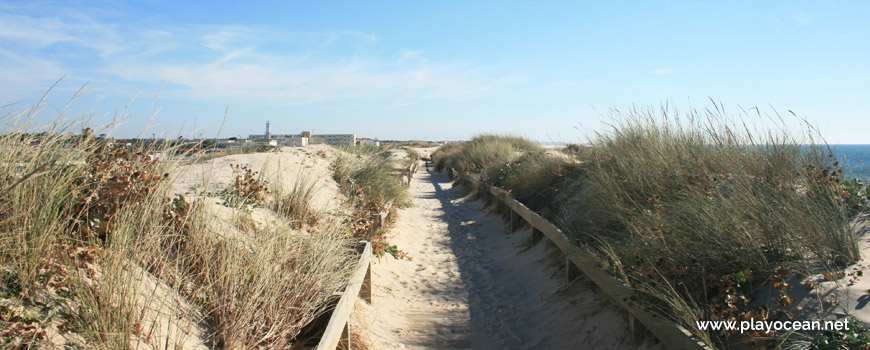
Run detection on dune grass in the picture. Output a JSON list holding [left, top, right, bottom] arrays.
[[432, 109, 864, 347], [0, 97, 356, 348], [569, 110, 861, 347], [435, 134, 543, 182], [272, 168, 323, 229], [403, 146, 421, 161], [434, 134, 577, 216], [331, 145, 409, 257], [332, 145, 407, 208]]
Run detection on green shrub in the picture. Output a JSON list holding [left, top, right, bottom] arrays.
[[331, 146, 408, 257]]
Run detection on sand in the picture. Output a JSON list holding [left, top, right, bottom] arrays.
[[354, 167, 657, 349], [129, 145, 346, 349], [171, 144, 343, 215], [781, 214, 870, 326], [130, 145, 661, 349]]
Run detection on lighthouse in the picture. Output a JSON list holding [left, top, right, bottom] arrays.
[[265, 121, 271, 140]]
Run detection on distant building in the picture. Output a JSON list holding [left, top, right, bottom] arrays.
[[247, 123, 357, 146], [357, 137, 379, 146], [284, 137, 308, 147], [309, 133, 356, 146]]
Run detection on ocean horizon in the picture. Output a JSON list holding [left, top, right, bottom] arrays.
[[540, 142, 870, 180]]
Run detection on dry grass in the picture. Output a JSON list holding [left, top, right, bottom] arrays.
[[0, 92, 358, 348], [272, 168, 323, 229], [331, 145, 408, 257], [433, 107, 864, 347]]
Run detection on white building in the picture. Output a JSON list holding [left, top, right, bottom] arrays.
[[248, 123, 356, 146], [309, 133, 355, 146], [357, 137, 379, 146], [283, 137, 308, 147]]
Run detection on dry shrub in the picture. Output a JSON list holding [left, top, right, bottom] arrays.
[[223, 164, 269, 207], [70, 142, 167, 241]]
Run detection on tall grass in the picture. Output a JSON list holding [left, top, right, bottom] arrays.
[[434, 134, 542, 182], [186, 217, 353, 348], [433, 134, 576, 216], [0, 95, 357, 348], [272, 168, 323, 229], [332, 146, 407, 208], [403, 146, 421, 161], [433, 108, 862, 347], [331, 145, 408, 256], [566, 109, 859, 346], [569, 109, 857, 268]]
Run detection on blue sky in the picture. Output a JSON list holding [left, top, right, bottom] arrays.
[[1, 1, 868, 143]]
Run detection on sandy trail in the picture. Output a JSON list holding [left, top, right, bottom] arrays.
[[356, 167, 656, 349]]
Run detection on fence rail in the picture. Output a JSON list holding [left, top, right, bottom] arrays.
[[316, 241, 373, 350], [402, 160, 419, 187], [453, 169, 712, 350]]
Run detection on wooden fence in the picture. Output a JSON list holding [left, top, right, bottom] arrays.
[[453, 169, 712, 350], [402, 160, 419, 187], [316, 241, 373, 350]]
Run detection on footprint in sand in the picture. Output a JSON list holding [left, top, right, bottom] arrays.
[[360, 171, 656, 350]]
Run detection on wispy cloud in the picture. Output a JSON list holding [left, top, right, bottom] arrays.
[[0, 5, 515, 107], [754, 10, 811, 32], [651, 68, 678, 75], [792, 12, 811, 26]]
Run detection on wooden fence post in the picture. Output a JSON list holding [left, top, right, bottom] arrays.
[[316, 241, 373, 350], [510, 210, 520, 231], [565, 256, 572, 281], [531, 227, 543, 242], [361, 260, 372, 304], [450, 170, 712, 350], [341, 322, 350, 349]]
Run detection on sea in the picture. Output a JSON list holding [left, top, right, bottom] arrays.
[[542, 143, 870, 181], [831, 145, 870, 180]]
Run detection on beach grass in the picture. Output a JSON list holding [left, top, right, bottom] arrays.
[[0, 96, 356, 348], [432, 107, 863, 347], [331, 144, 409, 257]]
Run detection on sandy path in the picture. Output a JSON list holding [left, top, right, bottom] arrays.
[[356, 168, 656, 349]]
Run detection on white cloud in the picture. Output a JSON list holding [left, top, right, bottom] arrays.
[[398, 50, 427, 63], [0, 48, 66, 102], [0, 11, 124, 57], [792, 12, 811, 26], [0, 7, 516, 108]]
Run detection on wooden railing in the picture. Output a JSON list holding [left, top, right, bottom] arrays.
[[402, 160, 419, 187], [316, 241, 373, 350], [452, 169, 712, 350]]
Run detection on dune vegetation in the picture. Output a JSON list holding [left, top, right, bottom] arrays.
[[433, 107, 870, 348], [0, 102, 360, 348], [331, 145, 410, 258]]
